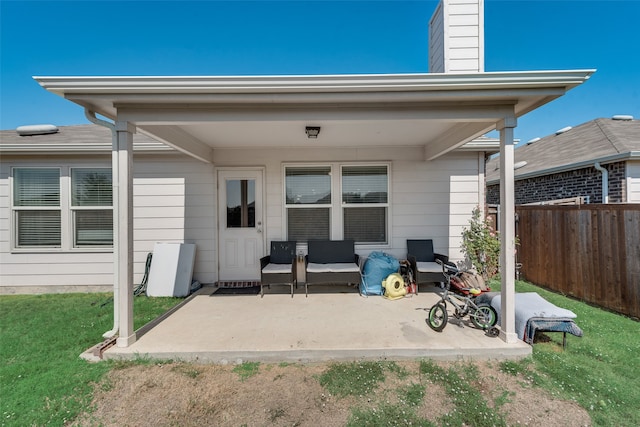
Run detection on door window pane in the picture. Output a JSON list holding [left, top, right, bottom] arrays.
[[227, 179, 255, 228]]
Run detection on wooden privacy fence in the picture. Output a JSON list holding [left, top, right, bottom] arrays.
[[515, 204, 640, 319]]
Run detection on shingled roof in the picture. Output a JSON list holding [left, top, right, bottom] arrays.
[[486, 117, 640, 184], [0, 124, 173, 154]]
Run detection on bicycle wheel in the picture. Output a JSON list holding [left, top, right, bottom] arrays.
[[427, 303, 448, 332], [471, 304, 497, 330]]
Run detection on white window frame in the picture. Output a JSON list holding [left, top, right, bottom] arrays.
[[11, 167, 62, 249], [284, 164, 333, 241], [10, 165, 113, 252], [341, 164, 390, 245], [283, 162, 391, 247], [69, 167, 113, 249]]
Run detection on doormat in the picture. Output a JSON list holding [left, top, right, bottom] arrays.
[[216, 280, 261, 288], [211, 286, 260, 295]]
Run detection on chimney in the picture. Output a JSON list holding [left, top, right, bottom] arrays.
[[429, 0, 485, 73]]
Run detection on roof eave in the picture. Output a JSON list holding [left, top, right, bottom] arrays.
[[33, 70, 595, 97]]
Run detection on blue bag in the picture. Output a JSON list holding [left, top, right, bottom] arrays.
[[360, 251, 400, 296]]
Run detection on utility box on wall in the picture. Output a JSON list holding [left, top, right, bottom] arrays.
[[146, 243, 196, 297]]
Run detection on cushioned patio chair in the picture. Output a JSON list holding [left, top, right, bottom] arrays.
[[406, 239, 449, 292], [260, 241, 297, 297], [305, 239, 361, 297]]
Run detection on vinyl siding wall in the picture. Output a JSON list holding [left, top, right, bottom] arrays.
[[133, 156, 216, 285], [428, 0, 484, 73], [213, 147, 482, 264], [0, 156, 116, 291], [0, 153, 216, 292], [428, 1, 446, 73], [1, 148, 483, 293]]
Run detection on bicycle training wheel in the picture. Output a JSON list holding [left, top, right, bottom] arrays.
[[427, 303, 448, 332], [471, 304, 497, 330]]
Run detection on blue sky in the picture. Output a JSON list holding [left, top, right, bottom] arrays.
[[1, 0, 639, 145]]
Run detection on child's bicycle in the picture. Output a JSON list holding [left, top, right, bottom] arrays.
[[426, 259, 499, 334]]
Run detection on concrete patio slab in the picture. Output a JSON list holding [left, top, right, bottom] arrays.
[[103, 285, 531, 364]]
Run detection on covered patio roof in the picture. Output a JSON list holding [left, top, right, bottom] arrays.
[[33, 69, 594, 349], [35, 70, 594, 163]]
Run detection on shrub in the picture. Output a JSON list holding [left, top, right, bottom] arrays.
[[461, 207, 501, 279]]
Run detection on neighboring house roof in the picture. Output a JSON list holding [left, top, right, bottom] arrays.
[[486, 117, 640, 184], [0, 124, 174, 155]]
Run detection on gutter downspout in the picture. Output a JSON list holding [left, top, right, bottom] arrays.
[[594, 162, 609, 203], [85, 109, 119, 339]]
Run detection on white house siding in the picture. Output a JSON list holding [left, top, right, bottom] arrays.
[[0, 153, 216, 293], [214, 147, 481, 266], [428, 0, 484, 73], [392, 153, 481, 261], [133, 155, 216, 285], [428, 1, 446, 73], [627, 160, 640, 203], [1, 146, 482, 293], [0, 156, 115, 292]]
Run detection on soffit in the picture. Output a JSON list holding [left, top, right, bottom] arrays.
[[34, 71, 594, 163]]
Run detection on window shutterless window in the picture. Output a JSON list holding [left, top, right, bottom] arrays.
[[284, 164, 389, 245], [285, 166, 331, 241], [342, 165, 388, 244], [71, 168, 113, 247], [12, 168, 61, 247], [11, 167, 113, 250]]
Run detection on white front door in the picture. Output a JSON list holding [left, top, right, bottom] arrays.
[[217, 168, 265, 281]]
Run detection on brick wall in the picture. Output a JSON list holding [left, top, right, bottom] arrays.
[[486, 161, 627, 205]]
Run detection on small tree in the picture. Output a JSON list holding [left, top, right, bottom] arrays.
[[461, 207, 501, 280]]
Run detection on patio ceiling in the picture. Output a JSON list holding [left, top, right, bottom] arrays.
[[35, 70, 594, 163]]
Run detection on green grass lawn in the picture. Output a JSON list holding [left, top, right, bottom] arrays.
[[1, 282, 638, 426], [0, 293, 181, 426], [488, 279, 640, 427]]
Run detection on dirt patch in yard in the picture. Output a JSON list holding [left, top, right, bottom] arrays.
[[72, 359, 590, 426]]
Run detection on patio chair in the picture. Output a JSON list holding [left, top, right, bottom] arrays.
[[305, 239, 361, 296], [406, 239, 449, 292], [260, 241, 297, 297]]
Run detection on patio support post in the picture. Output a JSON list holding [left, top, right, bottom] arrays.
[[497, 116, 518, 343], [115, 120, 136, 347]]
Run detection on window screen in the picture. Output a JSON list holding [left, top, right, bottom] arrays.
[[13, 168, 61, 247], [13, 168, 60, 207], [71, 168, 113, 247], [285, 167, 331, 204], [287, 207, 330, 241], [72, 169, 112, 206], [342, 165, 388, 244], [285, 167, 331, 241]]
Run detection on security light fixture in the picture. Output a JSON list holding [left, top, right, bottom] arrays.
[[305, 126, 320, 139]]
